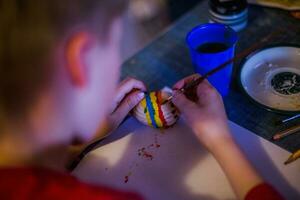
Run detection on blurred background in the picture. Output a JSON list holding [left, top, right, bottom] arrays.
[[121, 0, 200, 61]]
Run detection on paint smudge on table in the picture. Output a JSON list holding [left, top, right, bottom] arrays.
[[138, 147, 154, 160], [123, 130, 165, 183], [124, 172, 132, 183], [137, 132, 162, 160]]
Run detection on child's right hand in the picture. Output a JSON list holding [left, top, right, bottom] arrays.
[[173, 75, 273, 200], [172, 74, 232, 151]]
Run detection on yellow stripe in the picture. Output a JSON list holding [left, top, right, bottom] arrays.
[[141, 98, 152, 127], [150, 93, 163, 128]]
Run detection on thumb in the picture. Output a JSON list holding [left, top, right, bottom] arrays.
[[111, 91, 145, 124], [172, 90, 196, 114], [120, 91, 145, 114]]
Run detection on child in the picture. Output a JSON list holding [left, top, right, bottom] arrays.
[[0, 0, 284, 199]]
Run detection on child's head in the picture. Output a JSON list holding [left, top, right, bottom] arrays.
[[0, 1, 127, 143]]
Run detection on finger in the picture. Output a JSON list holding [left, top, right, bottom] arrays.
[[172, 90, 196, 114], [111, 91, 145, 126], [173, 74, 201, 90], [196, 79, 221, 105], [113, 77, 147, 108], [196, 79, 214, 94]]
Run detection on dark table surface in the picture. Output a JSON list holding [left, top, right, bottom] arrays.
[[121, 1, 300, 152]]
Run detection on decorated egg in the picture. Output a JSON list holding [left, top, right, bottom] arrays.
[[133, 91, 179, 128]]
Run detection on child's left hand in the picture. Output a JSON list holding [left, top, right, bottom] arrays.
[[105, 77, 147, 134], [67, 78, 146, 170]]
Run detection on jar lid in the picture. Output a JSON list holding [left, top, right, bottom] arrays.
[[209, 0, 248, 16]]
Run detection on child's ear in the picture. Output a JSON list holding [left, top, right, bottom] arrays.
[[65, 32, 92, 88]]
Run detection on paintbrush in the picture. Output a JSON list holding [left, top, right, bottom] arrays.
[[275, 114, 300, 126], [166, 28, 285, 102], [273, 124, 300, 140], [285, 149, 300, 165]]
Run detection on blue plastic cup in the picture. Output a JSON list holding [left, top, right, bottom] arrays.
[[186, 23, 238, 96]]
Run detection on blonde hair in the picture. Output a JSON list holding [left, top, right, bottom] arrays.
[[0, 0, 127, 118]]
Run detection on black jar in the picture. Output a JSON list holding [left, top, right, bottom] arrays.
[[209, 0, 248, 32]]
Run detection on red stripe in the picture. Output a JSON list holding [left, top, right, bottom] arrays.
[[156, 91, 167, 127]]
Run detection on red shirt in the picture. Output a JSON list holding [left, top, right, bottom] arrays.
[[0, 168, 142, 200], [0, 168, 284, 200], [245, 183, 285, 200]]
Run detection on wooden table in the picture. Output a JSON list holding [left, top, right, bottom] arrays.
[[121, 1, 300, 152]]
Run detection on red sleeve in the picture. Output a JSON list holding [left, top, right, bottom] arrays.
[[0, 167, 143, 200], [245, 183, 285, 200]]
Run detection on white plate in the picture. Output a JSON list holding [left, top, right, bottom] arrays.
[[240, 46, 300, 113]]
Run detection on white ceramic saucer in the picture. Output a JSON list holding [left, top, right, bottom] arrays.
[[240, 45, 300, 113]]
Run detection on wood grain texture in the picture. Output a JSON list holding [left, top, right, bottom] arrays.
[[121, 1, 300, 152]]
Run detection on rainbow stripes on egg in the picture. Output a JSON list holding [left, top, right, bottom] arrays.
[[133, 91, 179, 128]]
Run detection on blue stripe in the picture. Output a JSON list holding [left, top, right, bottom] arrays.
[[145, 95, 158, 128]]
